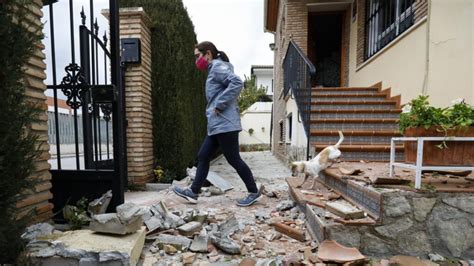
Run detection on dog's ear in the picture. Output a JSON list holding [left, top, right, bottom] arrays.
[[318, 149, 330, 165]]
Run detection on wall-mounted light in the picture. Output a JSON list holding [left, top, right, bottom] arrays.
[[269, 43, 276, 51]]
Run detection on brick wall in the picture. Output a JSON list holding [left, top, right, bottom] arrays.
[[119, 8, 154, 184], [16, 0, 53, 223]]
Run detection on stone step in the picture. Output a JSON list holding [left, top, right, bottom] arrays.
[[312, 97, 389, 102], [312, 87, 379, 94], [311, 101, 397, 110], [310, 135, 394, 145], [312, 144, 404, 162], [313, 144, 403, 152], [311, 109, 401, 119], [310, 129, 401, 137], [310, 118, 399, 131], [311, 93, 388, 99]]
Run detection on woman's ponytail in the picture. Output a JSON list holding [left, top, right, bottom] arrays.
[[217, 51, 229, 62], [196, 41, 230, 63]]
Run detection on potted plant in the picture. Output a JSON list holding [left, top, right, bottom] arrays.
[[399, 95, 474, 166]]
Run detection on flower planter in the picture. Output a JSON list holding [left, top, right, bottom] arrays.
[[404, 127, 474, 166]]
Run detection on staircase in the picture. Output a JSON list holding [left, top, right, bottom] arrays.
[[309, 86, 403, 161]]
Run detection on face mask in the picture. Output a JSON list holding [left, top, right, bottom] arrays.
[[195, 56, 208, 71]]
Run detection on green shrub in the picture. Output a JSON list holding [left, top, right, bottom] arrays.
[[0, 0, 42, 263], [119, 0, 207, 180], [238, 75, 272, 113]]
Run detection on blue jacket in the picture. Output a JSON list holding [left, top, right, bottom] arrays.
[[205, 58, 243, 136]]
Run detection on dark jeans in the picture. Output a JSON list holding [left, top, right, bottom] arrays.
[[190, 131, 258, 194]]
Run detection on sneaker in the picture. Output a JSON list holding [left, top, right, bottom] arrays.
[[172, 186, 198, 204], [236, 190, 262, 207]]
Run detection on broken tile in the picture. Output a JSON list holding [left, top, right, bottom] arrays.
[[182, 252, 196, 264], [276, 200, 296, 211], [190, 229, 209, 253], [164, 244, 177, 255], [144, 215, 163, 232], [239, 258, 256, 266], [218, 214, 240, 237], [178, 221, 203, 237], [317, 240, 365, 263], [271, 222, 305, 242], [325, 200, 365, 220], [210, 233, 241, 255], [155, 233, 192, 251], [206, 171, 234, 191]]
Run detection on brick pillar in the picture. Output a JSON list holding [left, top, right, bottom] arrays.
[[119, 8, 154, 184], [16, 0, 53, 222]]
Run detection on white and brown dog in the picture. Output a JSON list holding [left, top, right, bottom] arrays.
[[291, 131, 344, 188]]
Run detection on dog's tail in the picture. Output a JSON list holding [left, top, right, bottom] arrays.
[[335, 130, 344, 148]]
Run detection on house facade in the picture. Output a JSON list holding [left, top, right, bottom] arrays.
[[251, 65, 274, 96], [264, 0, 473, 162]]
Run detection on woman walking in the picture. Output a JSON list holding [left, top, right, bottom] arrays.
[[172, 41, 262, 207]]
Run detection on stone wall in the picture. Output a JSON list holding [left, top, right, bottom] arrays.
[[15, 0, 54, 223], [119, 8, 154, 184], [328, 192, 474, 259]]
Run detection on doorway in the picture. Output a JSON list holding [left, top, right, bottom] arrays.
[[308, 13, 343, 87]]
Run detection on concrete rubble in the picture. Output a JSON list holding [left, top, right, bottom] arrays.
[[89, 202, 145, 235], [88, 190, 112, 215]]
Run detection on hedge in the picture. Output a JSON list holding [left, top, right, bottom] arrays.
[[0, 0, 42, 263], [119, 0, 207, 181]]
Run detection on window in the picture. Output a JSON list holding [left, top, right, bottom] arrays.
[[287, 114, 293, 142], [279, 121, 284, 142], [365, 0, 414, 59]]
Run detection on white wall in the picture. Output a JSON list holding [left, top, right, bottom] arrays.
[[285, 97, 309, 161], [348, 0, 473, 106], [253, 68, 274, 96], [426, 0, 473, 106], [348, 17, 428, 105], [239, 102, 272, 145]]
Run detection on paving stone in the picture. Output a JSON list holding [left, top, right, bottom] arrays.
[[178, 221, 203, 237], [88, 190, 112, 215], [89, 213, 143, 235], [29, 227, 146, 265]]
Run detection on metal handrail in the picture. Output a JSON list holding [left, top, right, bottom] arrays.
[[283, 40, 317, 159]]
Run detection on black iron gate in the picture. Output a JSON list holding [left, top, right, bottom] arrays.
[[43, 0, 126, 220]]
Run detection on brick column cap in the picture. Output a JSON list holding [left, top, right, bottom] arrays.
[[102, 7, 153, 28]]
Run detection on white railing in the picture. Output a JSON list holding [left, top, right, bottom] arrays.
[[390, 137, 474, 189]]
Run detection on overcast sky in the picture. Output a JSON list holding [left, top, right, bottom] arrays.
[[182, 0, 274, 79], [41, 0, 274, 89]]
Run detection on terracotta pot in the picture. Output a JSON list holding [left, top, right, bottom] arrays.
[[404, 126, 474, 166]]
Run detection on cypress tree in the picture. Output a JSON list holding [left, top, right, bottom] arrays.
[[0, 0, 42, 263], [119, 0, 207, 180]]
